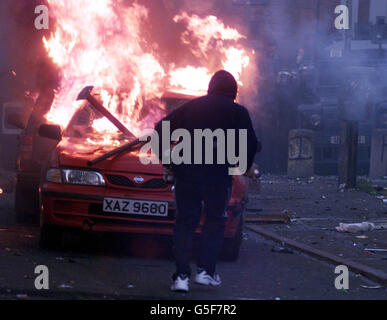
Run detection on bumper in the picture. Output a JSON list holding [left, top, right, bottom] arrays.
[[40, 183, 241, 238]]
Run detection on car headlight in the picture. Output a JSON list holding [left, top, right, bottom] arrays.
[[46, 169, 106, 186], [46, 169, 62, 183]]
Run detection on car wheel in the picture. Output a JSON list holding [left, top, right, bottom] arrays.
[[220, 215, 244, 262], [39, 225, 63, 249]]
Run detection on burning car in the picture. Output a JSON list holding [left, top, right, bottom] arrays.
[[37, 88, 251, 261]]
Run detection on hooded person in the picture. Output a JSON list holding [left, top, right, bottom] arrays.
[[154, 70, 258, 292]]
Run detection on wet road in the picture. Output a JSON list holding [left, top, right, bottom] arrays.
[[0, 193, 386, 300]]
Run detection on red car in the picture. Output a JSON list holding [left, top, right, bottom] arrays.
[[38, 91, 250, 260]]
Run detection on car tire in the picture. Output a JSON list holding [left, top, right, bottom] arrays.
[[39, 225, 63, 250], [220, 215, 244, 262]]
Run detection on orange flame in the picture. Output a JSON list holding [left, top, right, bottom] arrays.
[[43, 1, 254, 137]]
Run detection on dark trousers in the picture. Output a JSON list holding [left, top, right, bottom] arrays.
[[172, 176, 232, 280]]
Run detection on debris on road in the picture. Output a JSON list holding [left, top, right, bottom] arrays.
[[56, 256, 77, 263], [360, 284, 383, 289], [246, 208, 263, 213], [57, 284, 73, 289], [363, 248, 387, 253], [271, 246, 294, 254], [338, 184, 346, 192], [373, 222, 387, 230], [376, 196, 387, 204], [245, 213, 291, 224], [12, 251, 23, 257], [336, 222, 375, 233]]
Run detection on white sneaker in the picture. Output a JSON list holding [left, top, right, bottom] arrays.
[[171, 274, 189, 292], [195, 269, 221, 286]]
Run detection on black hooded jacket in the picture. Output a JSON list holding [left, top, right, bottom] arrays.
[[155, 71, 258, 181]]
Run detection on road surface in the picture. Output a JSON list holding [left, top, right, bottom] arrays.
[[0, 193, 385, 300]]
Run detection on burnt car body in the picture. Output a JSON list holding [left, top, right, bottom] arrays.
[[12, 92, 205, 221], [8, 90, 57, 221], [37, 91, 254, 261], [12, 108, 57, 221]]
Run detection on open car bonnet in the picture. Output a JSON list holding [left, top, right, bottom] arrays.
[[57, 137, 163, 174], [54, 88, 196, 175]]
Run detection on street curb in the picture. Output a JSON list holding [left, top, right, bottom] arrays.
[[246, 224, 387, 287]]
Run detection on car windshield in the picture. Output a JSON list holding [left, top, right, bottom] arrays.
[[64, 102, 136, 145]]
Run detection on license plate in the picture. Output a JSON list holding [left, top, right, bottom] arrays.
[[103, 198, 168, 217]]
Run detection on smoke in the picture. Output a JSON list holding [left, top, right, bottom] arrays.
[[2, 0, 259, 119], [0, 0, 58, 105], [138, 0, 258, 93]]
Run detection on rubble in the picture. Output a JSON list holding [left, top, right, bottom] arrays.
[[271, 246, 294, 254], [363, 248, 387, 253], [360, 285, 383, 289], [335, 222, 375, 233], [57, 284, 73, 289], [245, 213, 291, 224]]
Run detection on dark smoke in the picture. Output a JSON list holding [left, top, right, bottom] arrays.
[[1, 0, 264, 116], [0, 0, 58, 108]]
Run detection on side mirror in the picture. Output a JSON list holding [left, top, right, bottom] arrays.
[[6, 113, 26, 130], [39, 124, 62, 141]]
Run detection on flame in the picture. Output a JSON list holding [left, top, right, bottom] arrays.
[[169, 67, 213, 96], [173, 13, 245, 56], [43, 1, 254, 138], [222, 47, 251, 85], [44, 0, 164, 136], [170, 13, 252, 94]]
